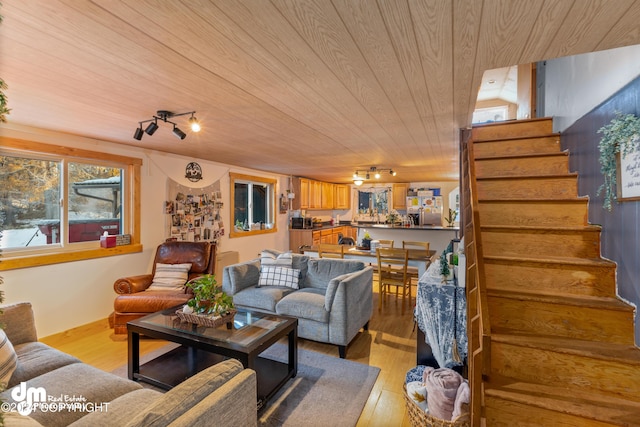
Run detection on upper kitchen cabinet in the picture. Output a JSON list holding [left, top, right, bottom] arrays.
[[334, 184, 350, 210], [392, 183, 409, 210], [310, 180, 322, 209], [321, 182, 335, 209], [291, 177, 310, 210], [291, 177, 349, 210]]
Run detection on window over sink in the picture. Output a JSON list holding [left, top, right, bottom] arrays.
[[357, 187, 390, 215]]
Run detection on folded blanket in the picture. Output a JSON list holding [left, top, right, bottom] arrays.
[[406, 381, 428, 412], [452, 380, 470, 420], [424, 368, 463, 421]]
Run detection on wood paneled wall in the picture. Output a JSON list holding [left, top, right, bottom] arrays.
[[561, 76, 640, 344]]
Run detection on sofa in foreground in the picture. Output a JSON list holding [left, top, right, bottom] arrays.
[[0, 302, 257, 427], [222, 250, 373, 358]]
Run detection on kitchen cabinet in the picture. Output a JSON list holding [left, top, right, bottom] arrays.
[[309, 180, 322, 209], [290, 226, 350, 251], [322, 182, 335, 209], [334, 185, 350, 209], [320, 228, 333, 244], [289, 229, 312, 251], [292, 177, 348, 211], [291, 177, 310, 210], [392, 183, 409, 210], [299, 178, 310, 209]]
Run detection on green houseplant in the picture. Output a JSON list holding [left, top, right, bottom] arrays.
[[597, 112, 640, 211], [184, 274, 234, 316]]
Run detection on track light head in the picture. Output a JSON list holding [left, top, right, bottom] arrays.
[[173, 125, 187, 140], [390, 169, 396, 176], [189, 115, 201, 132], [145, 120, 159, 135], [133, 126, 144, 141]]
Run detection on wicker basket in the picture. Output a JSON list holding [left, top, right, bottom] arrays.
[[175, 308, 236, 328], [403, 384, 470, 427]]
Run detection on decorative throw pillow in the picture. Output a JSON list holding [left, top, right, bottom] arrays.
[[147, 263, 192, 291], [258, 266, 301, 289], [260, 250, 293, 267], [0, 329, 18, 386]]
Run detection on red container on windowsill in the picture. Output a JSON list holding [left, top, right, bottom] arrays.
[[100, 234, 116, 248]]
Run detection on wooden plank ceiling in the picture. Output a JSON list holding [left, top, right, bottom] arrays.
[[2, 0, 640, 184]]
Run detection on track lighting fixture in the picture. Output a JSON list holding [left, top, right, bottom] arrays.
[[133, 126, 144, 141], [133, 110, 200, 140], [188, 114, 201, 132], [173, 125, 187, 140], [144, 120, 158, 135], [352, 166, 397, 184]]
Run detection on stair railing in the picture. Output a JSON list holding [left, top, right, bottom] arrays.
[[461, 131, 492, 424]]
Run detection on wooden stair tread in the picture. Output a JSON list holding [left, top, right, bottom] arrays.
[[472, 133, 560, 144], [481, 224, 601, 232], [485, 379, 640, 426], [476, 172, 578, 181], [488, 289, 634, 312], [479, 197, 589, 203], [484, 254, 616, 267], [492, 333, 640, 365], [475, 151, 568, 161]]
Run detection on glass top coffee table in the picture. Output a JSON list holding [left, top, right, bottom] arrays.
[[127, 306, 298, 411]]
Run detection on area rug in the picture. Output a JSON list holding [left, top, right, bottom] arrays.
[[112, 343, 380, 427]]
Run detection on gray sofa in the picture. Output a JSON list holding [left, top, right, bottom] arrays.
[[0, 302, 257, 427], [222, 252, 373, 358]]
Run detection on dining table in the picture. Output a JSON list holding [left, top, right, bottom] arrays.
[[303, 246, 436, 277]]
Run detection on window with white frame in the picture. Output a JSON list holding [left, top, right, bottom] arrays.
[[229, 173, 277, 237], [0, 138, 141, 269]]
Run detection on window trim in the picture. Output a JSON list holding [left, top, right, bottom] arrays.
[[229, 172, 278, 238], [0, 137, 142, 270]]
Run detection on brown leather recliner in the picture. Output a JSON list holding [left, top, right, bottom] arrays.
[[110, 241, 216, 334]]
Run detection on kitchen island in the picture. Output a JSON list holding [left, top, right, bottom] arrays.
[[351, 223, 459, 255], [289, 222, 459, 255]]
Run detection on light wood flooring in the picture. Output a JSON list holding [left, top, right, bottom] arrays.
[[41, 286, 417, 426]]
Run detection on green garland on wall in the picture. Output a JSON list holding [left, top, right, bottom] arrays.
[[597, 112, 640, 211]]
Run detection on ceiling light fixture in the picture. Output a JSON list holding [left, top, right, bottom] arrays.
[[172, 124, 187, 140], [352, 166, 397, 184], [133, 126, 144, 141], [133, 110, 200, 141]]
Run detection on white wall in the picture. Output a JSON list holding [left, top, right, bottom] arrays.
[[1, 124, 290, 337], [543, 44, 640, 132]]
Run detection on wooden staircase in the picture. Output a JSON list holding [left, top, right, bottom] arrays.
[[463, 117, 640, 426]]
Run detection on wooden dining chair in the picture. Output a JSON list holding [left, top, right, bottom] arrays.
[[402, 241, 430, 284], [376, 247, 411, 314], [318, 243, 345, 259], [371, 239, 394, 274], [378, 239, 394, 248]]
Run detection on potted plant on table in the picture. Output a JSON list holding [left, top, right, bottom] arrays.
[[361, 231, 372, 250], [177, 274, 236, 327]]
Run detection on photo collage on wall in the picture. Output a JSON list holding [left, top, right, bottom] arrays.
[[165, 177, 225, 243]]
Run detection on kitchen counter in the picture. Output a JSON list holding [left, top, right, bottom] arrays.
[[351, 223, 459, 232]]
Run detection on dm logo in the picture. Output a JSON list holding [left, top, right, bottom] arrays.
[[11, 382, 46, 415], [185, 162, 203, 182]]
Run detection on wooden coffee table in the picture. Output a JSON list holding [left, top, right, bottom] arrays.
[[127, 306, 298, 410]]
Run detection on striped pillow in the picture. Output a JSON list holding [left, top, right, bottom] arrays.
[[148, 263, 192, 291], [260, 250, 293, 267], [0, 329, 18, 386], [258, 266, 300, 289]]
